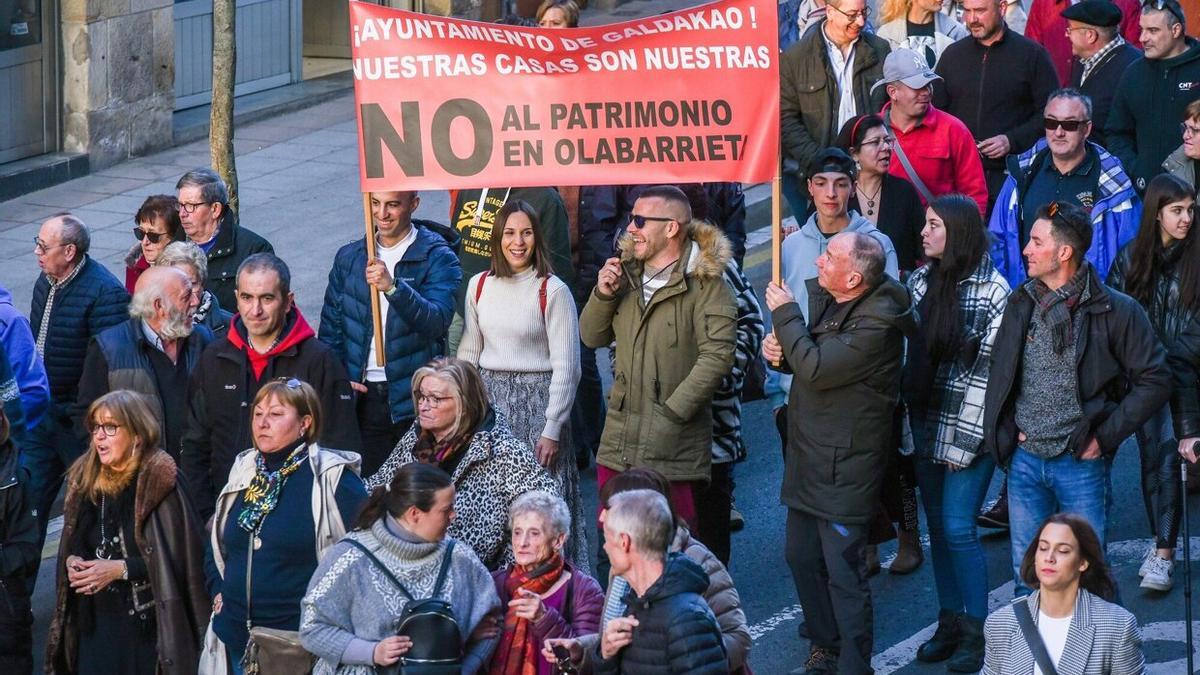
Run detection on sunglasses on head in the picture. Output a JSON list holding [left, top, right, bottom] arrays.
[[1044, 117, 1087, 132], [134, 227, 168, 243], [1143, 0, 1185, 24], [628, 214, 675, 229]]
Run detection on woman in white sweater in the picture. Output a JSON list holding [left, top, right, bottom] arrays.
[[458, 199, 587, 570]]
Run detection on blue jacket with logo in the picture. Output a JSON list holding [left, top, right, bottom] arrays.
[[319, 220, 462, 423], [0, 285, 49, 433], [989, 139, 1141, 289]]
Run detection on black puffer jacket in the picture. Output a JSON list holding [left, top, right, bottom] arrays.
[[203, 221, 274, 312], [594, 554, 726, 675], [983, 264, 1171, 466]]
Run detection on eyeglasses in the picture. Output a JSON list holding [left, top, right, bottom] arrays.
[[1182, 123, 1200, 138], [1063, 25, 1095, 37], [859, 136, 895, 149], [176, 201, 211, 214], [417, 393, 452, 408], [33, 237, 67, 254], [134, 227, 169, 243], [629, 214, 677, 229], [1043, 118, 1088, 132], [828, 3, 871, 22], [1142, 0, 1185, 24], [1048, 201, 1061, 217], [88, 422, 122, 437]]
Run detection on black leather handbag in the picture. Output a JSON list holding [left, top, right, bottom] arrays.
[[346, 539, 463, 674]]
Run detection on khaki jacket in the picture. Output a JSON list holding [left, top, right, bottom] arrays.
[[580, 222, 737, 482]]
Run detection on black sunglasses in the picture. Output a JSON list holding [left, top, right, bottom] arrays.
[[628, 214, 676, 229], [1143, 0, 1185, 24], [1043, 117, 1087, 132], [133, 227, 168, 244]]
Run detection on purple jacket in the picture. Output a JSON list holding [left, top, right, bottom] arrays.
[[491, 564, 606, 645]]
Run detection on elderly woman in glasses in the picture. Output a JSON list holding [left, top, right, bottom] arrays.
[[200, 378, 367, 671], [156, 240, 233, 338], [125, 195, 185, 293], [368, 358, 558, 570], [46, 390, 210, 674]]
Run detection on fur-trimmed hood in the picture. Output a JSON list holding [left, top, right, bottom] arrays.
[[616, 220, 733, 282]]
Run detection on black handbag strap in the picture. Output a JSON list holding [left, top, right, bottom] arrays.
[[346, 538, 457, 601], [1014, 600, 1059, 675]]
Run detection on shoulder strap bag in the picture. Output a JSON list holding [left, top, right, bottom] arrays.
[[882, 112, 936, 205], [1013, 600, 1059, 675], [241, 533, 316, 675]]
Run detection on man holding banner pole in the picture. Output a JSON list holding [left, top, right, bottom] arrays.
[[318, 191, 462, 477]]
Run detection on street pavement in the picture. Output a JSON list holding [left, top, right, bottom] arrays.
[[2, 0, 1199, 670]]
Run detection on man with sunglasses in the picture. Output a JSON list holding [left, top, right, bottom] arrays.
[[780, 0, 891, 218], [579, 185, 737, 536], [24, 213, 129, 580], [983, 201, 1170, 597], [175, 169, 274, 312], [1107, 0, 1200, 191], [989, 88, 1140, 288], [933, 0, 1059, 217]]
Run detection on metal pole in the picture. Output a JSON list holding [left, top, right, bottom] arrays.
[[1184, 454, 1194, 675]]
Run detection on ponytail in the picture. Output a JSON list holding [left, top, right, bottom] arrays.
[[353, 463, 453, 531]]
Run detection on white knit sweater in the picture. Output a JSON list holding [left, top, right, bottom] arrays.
[[458, 268, 581, 441]]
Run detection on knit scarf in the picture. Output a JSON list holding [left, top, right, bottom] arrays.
[[490, 554, 566, 675], [1026, 264, 1089, 355], [412, 430, 469, 467], [193, 290, 216, 326], [237, 443, 308, 533]]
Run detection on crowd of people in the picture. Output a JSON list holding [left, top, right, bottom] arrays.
[[1, 0, 1199, 672]]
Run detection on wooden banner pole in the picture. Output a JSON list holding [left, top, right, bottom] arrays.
[[363, 192, 386, 367], [770, 155, 782, 367]]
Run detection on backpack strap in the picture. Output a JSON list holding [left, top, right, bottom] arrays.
[[345, 538, 415, 601], [561, 572, 575, 624], [1013, 599, 1059, 675], [431, 540, 456, 597], [539, 276, 549, 318], [474, 272, 490, 305]]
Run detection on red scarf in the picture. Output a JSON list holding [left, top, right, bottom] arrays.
[[490, 554, 566, 675]]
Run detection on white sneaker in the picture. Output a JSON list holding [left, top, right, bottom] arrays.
[[1140, 555, 1174, 592], [1138, 547, 1156, 578]]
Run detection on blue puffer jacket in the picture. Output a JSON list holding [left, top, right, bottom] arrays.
[[0, 284, 49, 431], [988, 139, 1141, 289], [30, 257, 130, 402], [319, 221, 462, 423]]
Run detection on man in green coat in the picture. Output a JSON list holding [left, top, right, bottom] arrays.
[[580, 185, 736, 530]]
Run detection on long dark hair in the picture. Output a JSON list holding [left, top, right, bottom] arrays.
[[1019, 513, 1117, 602], [1122, 173, 1200, 310], [922, 194, 988, 362], [835, 114, 887, 152], [354, 463, 453, 531], [489, 199, 552, 278]]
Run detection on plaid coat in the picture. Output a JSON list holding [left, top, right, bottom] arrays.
[[905, 257, 1011, 467]]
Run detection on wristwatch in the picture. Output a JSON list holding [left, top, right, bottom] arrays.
[[121, 561, 129, 581], [384, 285, 398, 297]]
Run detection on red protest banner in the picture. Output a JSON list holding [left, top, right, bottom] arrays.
[[350, 0, 779, 191]]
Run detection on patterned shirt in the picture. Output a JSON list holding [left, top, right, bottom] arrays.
[[35, 260, 85, 356], [1080, 36, 1126, 85]]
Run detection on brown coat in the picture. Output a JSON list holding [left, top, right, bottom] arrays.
[[46, 449, 211, 674]]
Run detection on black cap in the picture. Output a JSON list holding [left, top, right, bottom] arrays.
[[805, 148, 857, 181], [1061, 0, 1122, 27]]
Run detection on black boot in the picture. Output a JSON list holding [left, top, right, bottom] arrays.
[[947, 614, 985, 673], [916, 610, 959, 662], [977, 484, 1009, 529]]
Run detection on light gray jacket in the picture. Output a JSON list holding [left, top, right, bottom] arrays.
[[983, 590, 1145, 675], [876, 13, 968, 67]]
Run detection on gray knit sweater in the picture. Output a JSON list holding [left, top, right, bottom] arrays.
[[300, 519, 501, 675]]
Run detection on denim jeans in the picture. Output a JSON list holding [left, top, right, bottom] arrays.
[[1008, 447, 1109, 596], [20, 403, 85, 555], [914, 453, 996, 619]]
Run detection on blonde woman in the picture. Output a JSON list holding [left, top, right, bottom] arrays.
[[46, 390, 210, 674], [877, 0, 967, 67]]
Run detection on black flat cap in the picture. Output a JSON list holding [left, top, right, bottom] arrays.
[[1061, 0, 1123, 27]]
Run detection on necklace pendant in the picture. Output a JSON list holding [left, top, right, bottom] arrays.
[[253, 536, 263, 550]]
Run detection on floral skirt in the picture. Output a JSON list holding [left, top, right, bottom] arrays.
[[480, 368, 590, 573]]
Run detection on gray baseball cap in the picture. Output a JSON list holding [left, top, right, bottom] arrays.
[[871, 48, 941, 93]]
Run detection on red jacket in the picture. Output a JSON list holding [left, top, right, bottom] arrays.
[[884, 103, 989, 215], [1026, 0, 1141, 85]]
